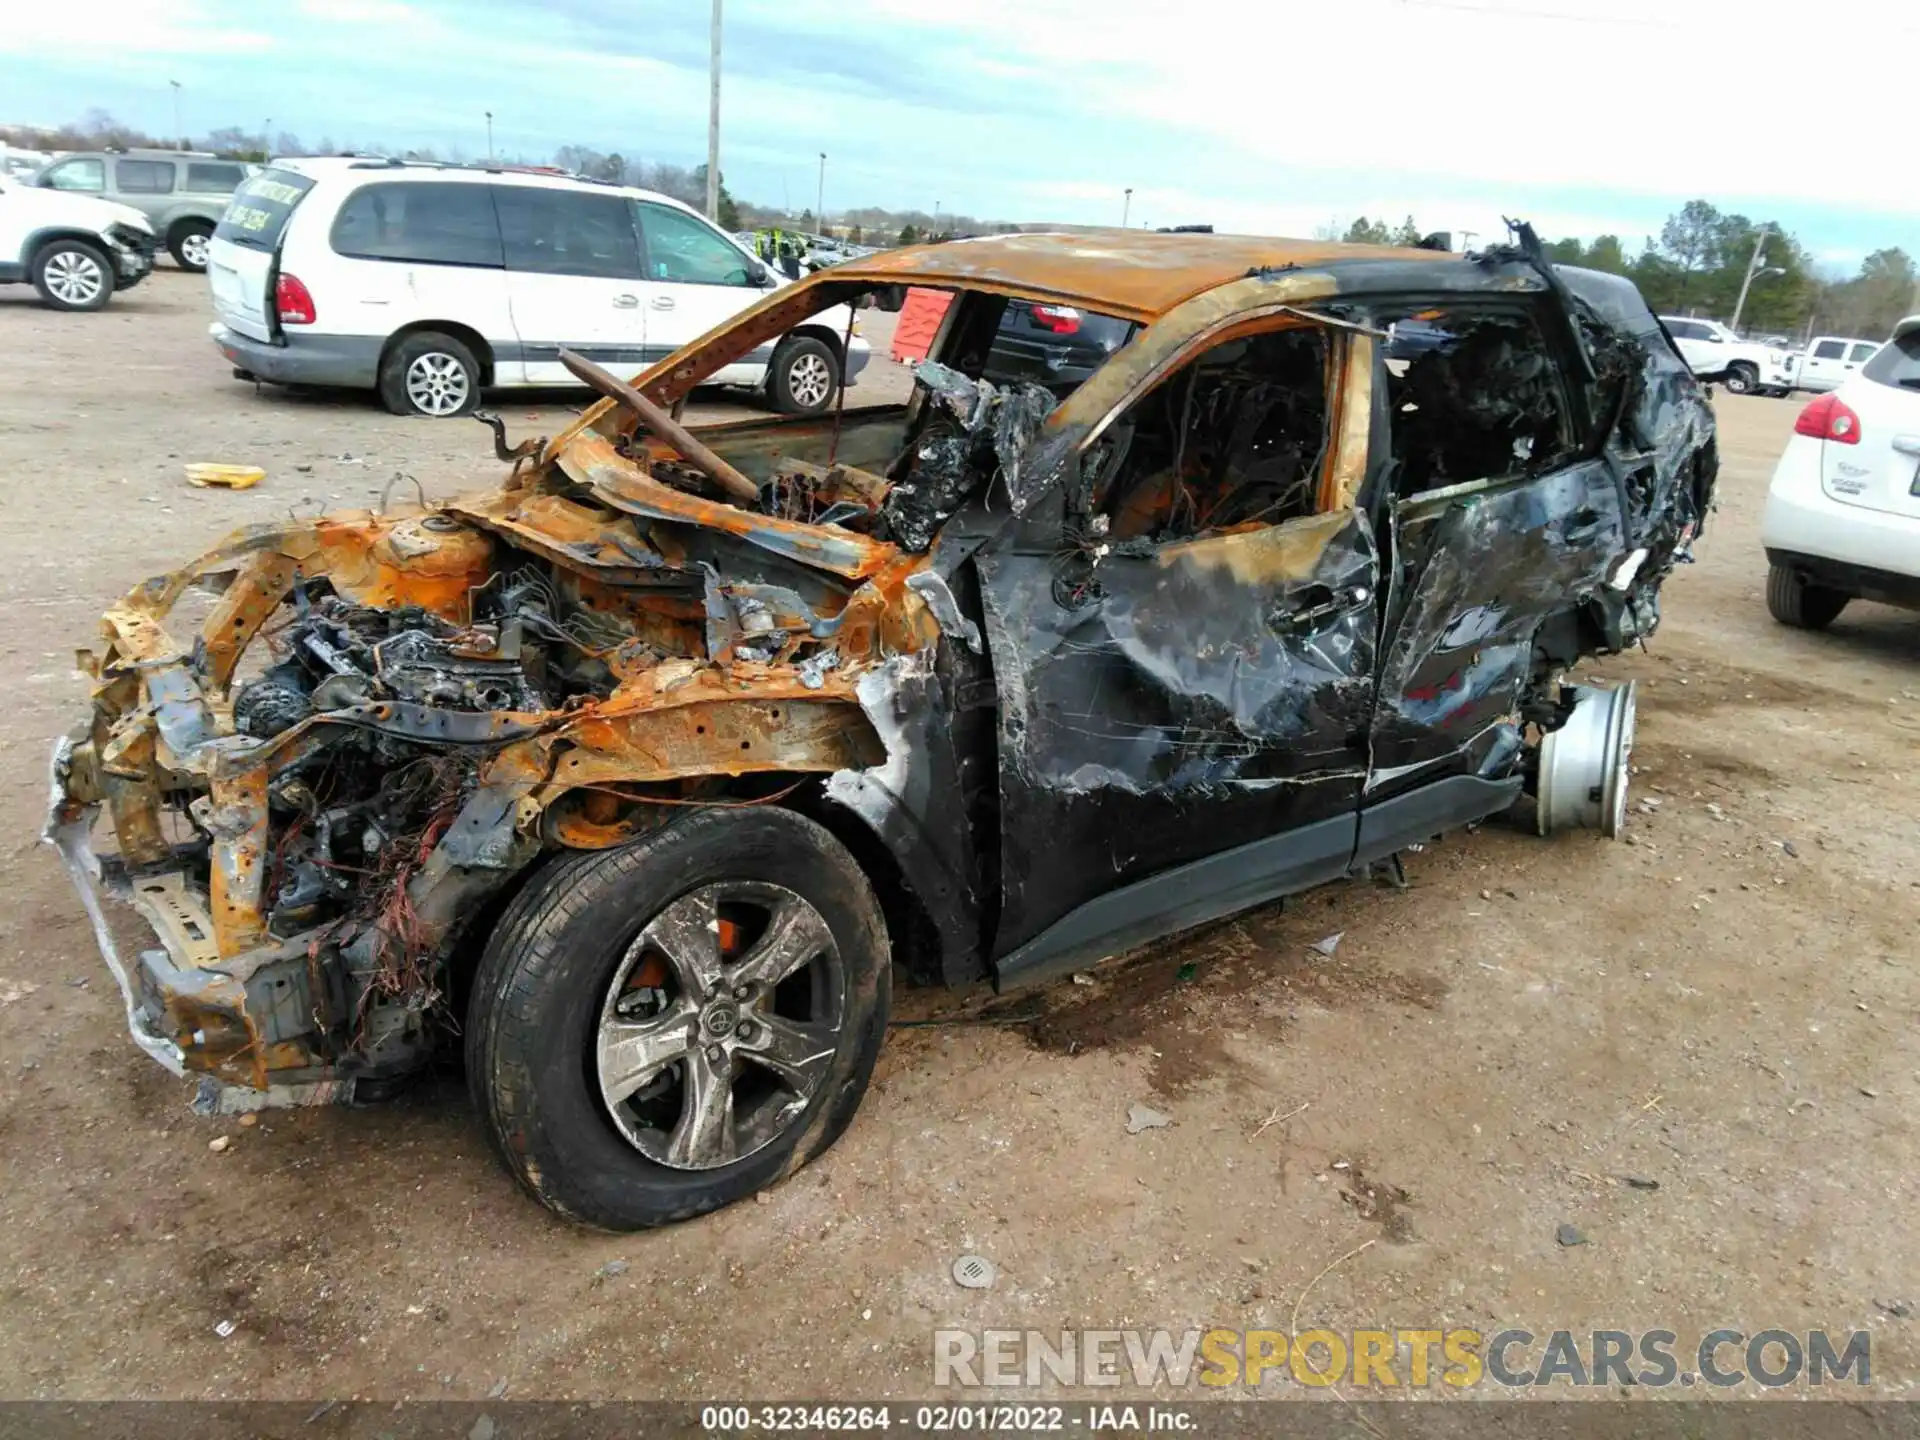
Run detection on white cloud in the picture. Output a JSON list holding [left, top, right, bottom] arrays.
[[853, 0, 1920, 218], [0, 0, 272, 54]]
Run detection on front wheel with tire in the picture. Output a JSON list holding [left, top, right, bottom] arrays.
[[466, 807, 891, 1229], [767, 334, 841, 415], [378, 331, 481, 417], [169, 221, 214, 272], [32, 240, 114, 311], [1722, 362, 1759, 395], [1766, 562, 1849, 630]]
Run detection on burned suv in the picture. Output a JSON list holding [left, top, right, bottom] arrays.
[[47, 225, 1714, 1229]]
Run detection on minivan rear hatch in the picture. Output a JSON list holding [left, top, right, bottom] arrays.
[[207, 167, 315, 343]]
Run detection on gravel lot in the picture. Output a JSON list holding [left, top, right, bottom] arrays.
[[1, 268, 1917, 1403]]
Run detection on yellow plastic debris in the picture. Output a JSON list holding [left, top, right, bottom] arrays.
[[185, 464, 266, 490]]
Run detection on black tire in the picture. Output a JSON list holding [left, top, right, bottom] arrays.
[[1766, 562, 1849, 630], [465, 807, 891, 1229], [168, 220, 214, 273], [1722, 362, 1759, 395], [31, 239, 115, 311], [378, 330, 482, 417], [767, 334, 841, 415]]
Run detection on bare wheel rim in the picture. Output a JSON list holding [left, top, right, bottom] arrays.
[[180, 231, 210, 268], [595, 880, 845, 1171], [404, 351, 471, 415], [787, 351, 833, 408], [45, 250, 104, 305]]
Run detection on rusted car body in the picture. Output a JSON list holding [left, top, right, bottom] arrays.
[[47, 226, 1714, 1225]]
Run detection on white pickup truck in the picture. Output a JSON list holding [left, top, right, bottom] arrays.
[[1660, 315, 1799, 396], [1794, 335, 1882, 393]]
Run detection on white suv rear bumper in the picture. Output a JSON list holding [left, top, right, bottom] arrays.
[[1763, 433, 1920, 602]]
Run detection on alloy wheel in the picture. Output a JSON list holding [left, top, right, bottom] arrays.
[[595, 881, 845, 1170], [404, 352, 472, 415], [180, 232, 210, 269], [787, 352, 834, 409], [45, 251, 105, 307]]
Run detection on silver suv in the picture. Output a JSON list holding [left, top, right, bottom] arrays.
[[31, 150, 250, 272]]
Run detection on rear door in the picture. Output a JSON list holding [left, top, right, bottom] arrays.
[[631, 200, 766, 363], [1823, 331, 1920, 521], [1800, 338, 1850, 392], [183, 161, 247, 198], [494, 184, 649, 384], [208, 167, 316, 342], [111, 158, 175, 227], [324, 179, 510, 361], [1367, 298, 1623, 794]]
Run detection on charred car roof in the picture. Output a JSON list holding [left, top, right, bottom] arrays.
[[823, 231, 1456, 322]]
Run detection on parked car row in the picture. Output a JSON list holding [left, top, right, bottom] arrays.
[[0, 150, 875, 418], [1660, 313, 1883, 397]]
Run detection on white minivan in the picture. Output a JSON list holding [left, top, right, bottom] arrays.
[[205, 158, 870, 418]]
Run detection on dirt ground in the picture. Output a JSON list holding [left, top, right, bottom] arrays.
[[1, 268, 1916, 1403]]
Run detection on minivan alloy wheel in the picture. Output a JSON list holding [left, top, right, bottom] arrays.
[[44, 251, 105, 306], [785, 351, 834, 409], [595, 880, 845, 1171], [404, 352, 472, 416]]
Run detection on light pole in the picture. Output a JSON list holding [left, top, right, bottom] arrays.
[[1730, 224, 1782, 334], [705, 0, 723, 221], [933, 200, 941, 236], [262, 118, 272, 158], [816, 152, 825, 232], [169, 81, 182, 149], [1122, 187, 1132, 227], [485, 111, 494, 162]]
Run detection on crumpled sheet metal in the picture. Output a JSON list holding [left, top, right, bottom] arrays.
[[1372, 458, 1626, 777], [978, 508, 1379, 953], [992, 509, 1377, 794], [558, 428, 900, 581]]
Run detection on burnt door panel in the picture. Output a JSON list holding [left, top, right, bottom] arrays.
[[979, 506, 1379, 957], [1370, 459, 1626, 786]]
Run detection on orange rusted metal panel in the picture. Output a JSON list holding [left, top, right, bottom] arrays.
[[830, 232, 1451, 324], [890, 286, 953, 362]]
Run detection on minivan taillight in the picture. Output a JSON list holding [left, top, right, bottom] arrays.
[[276, 273, 316, 325], [1794, 393, 1860, 444], [1030, 304, 1082, 335]]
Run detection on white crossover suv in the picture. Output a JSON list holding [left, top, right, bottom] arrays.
[[1761, 317, 1920, 628]]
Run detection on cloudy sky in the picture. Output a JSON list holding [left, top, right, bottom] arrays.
[[5, 0, 1914, 272]]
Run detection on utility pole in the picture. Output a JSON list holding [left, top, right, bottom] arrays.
[[1729, 224, 1771, 334], [262, 118, 272, 157], [705, 0, 723, 221], [933, 200, 941, 236], [1122, 187, 1132, 227], [816, 151, 825, 230], [169, 81, 182, 149], [485, 111, 494, 162]]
